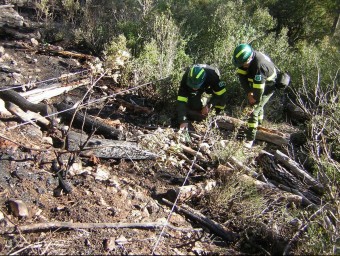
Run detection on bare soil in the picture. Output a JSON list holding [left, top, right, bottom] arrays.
[[0, 37, 241, 255]]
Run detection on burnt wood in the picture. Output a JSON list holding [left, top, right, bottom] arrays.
[[0, 89, 54, 116], [257, 153, 321, 205], [55, 102, 125, 140], [67, 131, 157, 160]]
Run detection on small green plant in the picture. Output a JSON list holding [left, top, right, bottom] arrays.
[[61, 0, 80, 23], [35, 0, 53, 23]]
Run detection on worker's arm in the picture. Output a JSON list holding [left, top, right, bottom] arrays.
[[176, 73, 190, 126]]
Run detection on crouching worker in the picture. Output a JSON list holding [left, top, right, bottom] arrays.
[[176, 64, 227, 130]]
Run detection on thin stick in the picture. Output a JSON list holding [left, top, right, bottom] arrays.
[[1, 221, 202, 235]]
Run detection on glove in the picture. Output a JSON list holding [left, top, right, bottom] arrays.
[[247, 92, 256, 105], [179, 122, 188, 130], [201, 106, 210, 116]]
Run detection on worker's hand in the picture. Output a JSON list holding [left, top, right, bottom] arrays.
[[247, 92, 256, 105], [201, 106, 210, 116], [179, 122, 189, 130]]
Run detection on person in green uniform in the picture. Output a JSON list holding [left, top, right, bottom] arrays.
[[176, 64, 227, 130], [232, 44, 277, 148]]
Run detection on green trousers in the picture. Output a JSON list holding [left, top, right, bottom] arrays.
[[246, 92, 273, 141]]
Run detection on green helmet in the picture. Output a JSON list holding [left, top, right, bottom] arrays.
[[186, 65, 206, 89], [232, 44, 253, 67]]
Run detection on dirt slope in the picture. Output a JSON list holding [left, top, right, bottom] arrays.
[[0, 10, 239, 255]]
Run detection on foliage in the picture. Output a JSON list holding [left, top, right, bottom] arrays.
[[128, 12, 191, 105], [246, 0, 340, 46], [34, 0, 56, 23], [207, 172, 299, 255]]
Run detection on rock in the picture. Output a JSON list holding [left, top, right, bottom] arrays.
[[94, 166, 111, 181], [0, 46, 4, 57], [103, 237, 116, 251], [115, 235, 128, 245], [42, 136, 53, 145], [0, 7, 24, 28], [8, 199, 29, 217], [30, 38, 39, 47], [68, 161, 84, 176]]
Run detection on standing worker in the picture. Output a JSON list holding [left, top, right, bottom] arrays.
[[176, 64, 227, 130], [232, 44, 277, 148]]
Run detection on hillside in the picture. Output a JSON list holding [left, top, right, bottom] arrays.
[[0, 2, 338, 255]]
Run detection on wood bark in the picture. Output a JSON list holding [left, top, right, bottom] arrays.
[[5, 101, 49, 127], [55, 102, 125, 140], [161, 180, 216, 203], [239, 174, 317, 209], [0, 89, 125, 141], [216, 115, 289, 146], [20, 78, 90, 103], [180, 143, 206, 160], [114, 98, 153, 115], [67, 131, 158, 160], [162, 198, 239, 243], [274, 150, 324, 193], [257, 153, 321, 205], [1, 221, 199, 235], [37, 46, 96, 61], [177, 152, 205, 171], [229, 156, 259, 178], [0, 89, 54, 117], [285, 102, 311, 124]]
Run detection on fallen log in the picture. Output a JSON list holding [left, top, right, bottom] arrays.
[[180, 143, 206, 160], [114, 98, 153, 115], [285, 102, 311, 124], [67, 131, 157, 160], [177, 152, 205, 171], [257, 153, 321, 205], [229, 156, 259, 178], [216, 115, 289, 146], [20, 78, 90, 104], [239, 174, 317, 209], [1, 221, 200, 235], [5, 101, 49, 127], [161, 180, 217, 203], [55, 102, 125, 140], [274, 150, 324, 193], [37, 47, 96, 61], [162, 198, 239, 243], [0, 89, 54, 117]]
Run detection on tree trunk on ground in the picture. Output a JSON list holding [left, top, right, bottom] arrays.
[[274, 150, 324, 193], [257, 152, 321, 205], [216, 115, 289, 146], [55, 102, 125, 140], [162, 198, 239, 243], [0, 89, 54, 117], [160, 180, 216, 203], [67, 131, 157, 160]]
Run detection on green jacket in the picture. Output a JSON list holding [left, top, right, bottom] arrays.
[[236, 51, 277, 103], [177, 64, 227, 124]]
